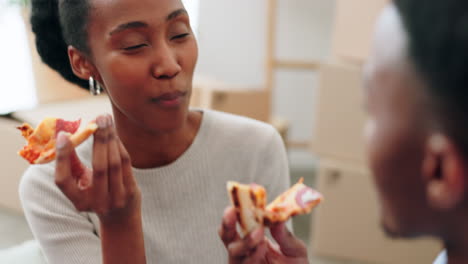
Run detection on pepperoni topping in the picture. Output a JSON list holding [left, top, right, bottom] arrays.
[[18, 146, 40, 164], [55, 119, 81, 137]]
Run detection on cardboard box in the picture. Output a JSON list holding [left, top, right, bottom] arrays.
[[311, 61, 367, 163], [310, 159, 441, 264], [331, 0, 390, 63], [191, 76, 271, 123]]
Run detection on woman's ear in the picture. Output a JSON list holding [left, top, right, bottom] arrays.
[[423, 134, 466, 210], [67, 46, 103, 84]]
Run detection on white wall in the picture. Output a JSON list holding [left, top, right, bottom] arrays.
[[196, 0, 336, 145], [182, 0, 200, 34], [0, 4, 36, 114], [196, 0, 267, 87]]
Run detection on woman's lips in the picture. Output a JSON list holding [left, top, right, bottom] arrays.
[[151, 91, 186, 108]]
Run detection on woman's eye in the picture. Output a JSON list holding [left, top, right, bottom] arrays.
[[123, 44, 147, 51], [171, 33, 190, 40]]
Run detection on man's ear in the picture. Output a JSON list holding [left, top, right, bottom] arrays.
[[67, 46, 102, 84], [423, 134, 466, 210]]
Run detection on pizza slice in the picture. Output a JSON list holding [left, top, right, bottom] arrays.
[[227, 178, 323, 235], [17, 117, 98, 164], [264, 178, 323, 224], [227, 182, 267, 235]]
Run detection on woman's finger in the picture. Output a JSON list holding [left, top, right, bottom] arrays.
[[55, 132, 87, 210], [118, 138, 135, 191], [92, 114, 111, 215], [227, 227, 264, 258], [219, 207, 240, 246], [107, 117, 125, 209], [269, 222, 308, 258], [245, 239, 268, 264]]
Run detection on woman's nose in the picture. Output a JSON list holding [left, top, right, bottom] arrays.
[[151, 45, 181, 80]]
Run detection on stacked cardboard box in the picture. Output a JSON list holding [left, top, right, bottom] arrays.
[[190, 77, 292, 142], [309, 1, 441, 263]]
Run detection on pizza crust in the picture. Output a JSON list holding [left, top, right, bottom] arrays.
[[34, 122, 98, 164], [227, 182, 266, 235], [70, 122, 99, 149]]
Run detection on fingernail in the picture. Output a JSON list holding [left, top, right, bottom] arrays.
[[97, 116, 107, 129], [56, 132, 67, 150]]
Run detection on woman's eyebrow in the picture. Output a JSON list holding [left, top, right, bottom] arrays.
[[108, 9, 187, 36], [109, 21, 148, 36], [167, 8, 188, 21]]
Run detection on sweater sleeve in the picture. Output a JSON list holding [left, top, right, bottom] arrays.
[[19, 165, 102, 264]]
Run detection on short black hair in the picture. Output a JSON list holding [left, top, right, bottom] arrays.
[[30, 0, 91, 89], [394, 0, 468, 153]]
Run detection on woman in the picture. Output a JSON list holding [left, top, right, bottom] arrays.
[[20, 0, 309, 263]]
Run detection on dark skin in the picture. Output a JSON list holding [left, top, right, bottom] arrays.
[[55, 0, 309, 262], [364, 4, 468, 264], [70, 0, 201, 168], [55, 0, 200, 263], [219, 207, 309, 263]]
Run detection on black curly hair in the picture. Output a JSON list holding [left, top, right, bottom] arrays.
[[394, 0, 468, 153], [31, 0, 92, 89]]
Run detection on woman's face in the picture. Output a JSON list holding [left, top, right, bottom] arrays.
[[86, 0, 198, 133]]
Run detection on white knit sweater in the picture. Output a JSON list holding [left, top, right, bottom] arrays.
[[19, 110, 290, 264]]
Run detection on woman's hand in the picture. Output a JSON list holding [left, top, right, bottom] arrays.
[[54, 114, 140, 221], [54, 114, 146, 264], [219, 207, 268, 264], [219, 206, 309, 264]]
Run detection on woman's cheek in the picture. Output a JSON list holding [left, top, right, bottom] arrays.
[[179, 40, 198, 73], [102, 52, 148, 87]]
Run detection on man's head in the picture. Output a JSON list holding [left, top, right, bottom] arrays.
[[364, 0, 468, 239]]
